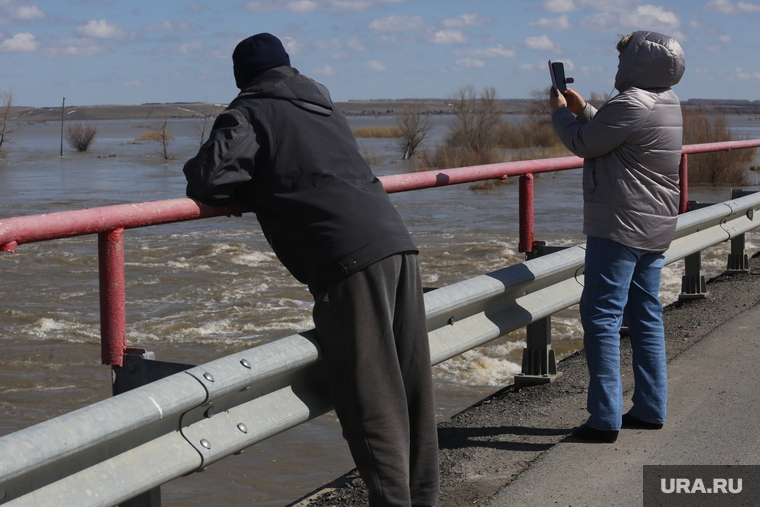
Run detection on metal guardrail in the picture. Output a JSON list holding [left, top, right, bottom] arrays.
[[2, 140, 759, 366], [2, 191, 760, 506]]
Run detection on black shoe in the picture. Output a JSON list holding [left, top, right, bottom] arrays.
[[571, 424, 618, 443], [622, 413, 663, 430]]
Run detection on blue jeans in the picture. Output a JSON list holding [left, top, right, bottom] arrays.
[[580, 236, 668, 431]]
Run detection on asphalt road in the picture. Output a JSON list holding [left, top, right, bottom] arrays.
[[484, 289, 760, 506], [295, 254, 760, 507]]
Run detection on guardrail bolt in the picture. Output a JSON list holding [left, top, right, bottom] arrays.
[[200, 439, 211, 449], [203, 372, 214, 382], [205, 406, 215, 418], [237, 423, 248, 434], [240, 359, 251, 369], [448, 316, 456, 325]]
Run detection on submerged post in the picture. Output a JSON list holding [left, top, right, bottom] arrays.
[[60, 97, 65, 157]]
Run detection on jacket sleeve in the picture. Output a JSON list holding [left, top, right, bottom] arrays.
[[183, 108, 260, 206], [551, 96, 645, 159]]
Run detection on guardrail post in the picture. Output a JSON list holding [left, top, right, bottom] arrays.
[[518, 173, 534, 254], [99, 228, 127, 367], [726, 189, 755, 273], [515, 242, 564, 388], [514, 316, 560, 388], [112, 348, 196, 507], [679, 153, 689, 214], [679, 251, 707, 300], [678, 200, 709, 301]]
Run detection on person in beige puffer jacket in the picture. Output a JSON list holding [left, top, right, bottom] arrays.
[[549, 31, 686, 443]]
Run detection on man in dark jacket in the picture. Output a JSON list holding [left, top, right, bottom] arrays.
[[183, 33, 439, 507], [549, 31, 685, 443]]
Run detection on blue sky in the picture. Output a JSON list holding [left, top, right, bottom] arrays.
[[1, 0, 759, 107]]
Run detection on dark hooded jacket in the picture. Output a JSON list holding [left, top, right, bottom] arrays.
[[552, 31, 686, 251], [184, 67, 416, 295]]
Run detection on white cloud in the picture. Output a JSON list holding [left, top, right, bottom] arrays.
[[207, 40, 238, 59], [621, 5, 680, 30], [244, 0, 405, 14], [243, 0, 319, 13], [543, 0, 579, 12], [442, 12, 489, 27], [455, 58, 485, 68], [10, 4, 45, 20], [527, 14, 572, 31], [0, 32, 37, 52], [583, 0, 631, 11], [364, 60, 387, 71], [41, 38, 107, 58], [282, 36, 304, 55], [377, 33, 408, 47], [145, 20, 194, 32], [704, 0, 760, 14], [0, 1, 46, 22], [178, 41, 203, 54], [76, 20, 132, 40], [428, 29, 467, 44], [312, 64, 336, 75], [314, 38, 341, 50], [520, 62, 543, 71], [347, 37, 366, 52], [452, 44, 516, 58], [327, 0, 405, 11], [122, 80, 141, 87], [578, 12, 617, 30], [524, 35, 562, 52], [369, 14, 425, 31], [286, 0, 320, 13], [735, 67, 760, 80], [580, 65, 604, 75], [579, 5, 680, 31]]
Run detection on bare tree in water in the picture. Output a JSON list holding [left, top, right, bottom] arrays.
[[397, 102, 431, 160], [448, 85, 502, 164], [194, 103, 217, 149], [149, 118, 174, 160], [66, 123, 98, 152]]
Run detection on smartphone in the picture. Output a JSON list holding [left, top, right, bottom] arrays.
[[548, 60, 567, 95]]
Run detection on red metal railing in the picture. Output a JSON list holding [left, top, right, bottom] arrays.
[[1, 140, 759, 366]]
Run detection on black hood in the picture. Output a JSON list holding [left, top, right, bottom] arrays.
[[238, 66, 333, 116]]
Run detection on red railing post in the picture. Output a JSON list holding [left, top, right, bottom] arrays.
[[679, 153, 689, 214], [518, 173, 535, 253], [98, 227, 127, 367]]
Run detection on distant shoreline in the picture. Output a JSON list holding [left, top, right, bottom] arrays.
[[9, 98, 760, 123]]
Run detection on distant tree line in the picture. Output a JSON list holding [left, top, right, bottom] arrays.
[[351, 85, 757, 187]]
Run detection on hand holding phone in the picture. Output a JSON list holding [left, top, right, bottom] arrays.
[[548, 60, 573, 95]]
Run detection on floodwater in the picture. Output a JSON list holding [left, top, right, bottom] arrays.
[[1, 113, 759, 506]]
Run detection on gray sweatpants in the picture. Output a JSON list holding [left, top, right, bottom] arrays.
[[312, 252, 439, 507]]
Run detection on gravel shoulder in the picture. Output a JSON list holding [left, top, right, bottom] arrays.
[[292, 253, 760, 507]]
